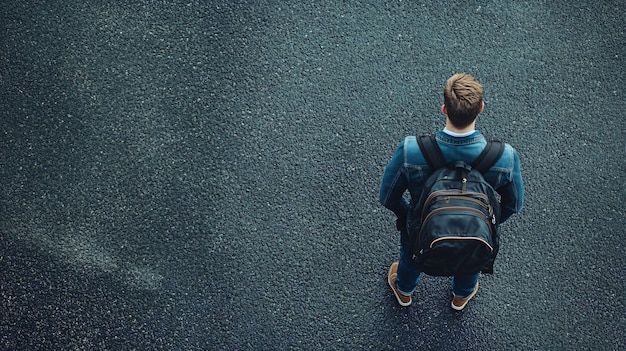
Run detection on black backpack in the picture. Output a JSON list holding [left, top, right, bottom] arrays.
[[408, 135, 505, 276]]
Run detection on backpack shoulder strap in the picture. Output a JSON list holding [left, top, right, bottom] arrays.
[[472, 140, 505, 174], [417, 134, 447, 170]]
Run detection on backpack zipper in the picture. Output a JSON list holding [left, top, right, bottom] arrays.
[[421, 207, 493, 235], [424, 189, 489, 207], [422, 190, 492, 221], [431, 194, 490, 211], [429, 236, 494, 252]]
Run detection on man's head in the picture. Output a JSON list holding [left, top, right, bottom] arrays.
[[442, 73, 484, 129]]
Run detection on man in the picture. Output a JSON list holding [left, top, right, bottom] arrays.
[[379, 73, 524, 310]]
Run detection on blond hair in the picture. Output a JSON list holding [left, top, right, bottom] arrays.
[[443, 73, 484, 128]]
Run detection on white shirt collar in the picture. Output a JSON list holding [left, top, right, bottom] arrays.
[[443, 128, 476, 137]]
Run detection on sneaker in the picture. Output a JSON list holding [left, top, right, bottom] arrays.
[[451, 282, 479, 311], [387, 262, 412, 306]]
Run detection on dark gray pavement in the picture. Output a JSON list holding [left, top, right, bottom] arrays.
[[1, 1, 624, 350]]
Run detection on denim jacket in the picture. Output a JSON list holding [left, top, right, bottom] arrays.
[[379, 130, 524, 223]]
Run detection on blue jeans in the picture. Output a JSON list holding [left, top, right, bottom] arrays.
[[396, 230, 479, 298]]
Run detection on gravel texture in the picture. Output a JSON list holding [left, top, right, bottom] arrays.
[[1, 1, 624, 350]]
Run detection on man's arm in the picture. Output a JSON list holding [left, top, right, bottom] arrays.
[[379, 142, 410, 219], [498, 148, 524, 222]]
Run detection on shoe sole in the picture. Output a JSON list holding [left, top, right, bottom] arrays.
[[451, 282, 479, 311], [388, 262, 412, 307]]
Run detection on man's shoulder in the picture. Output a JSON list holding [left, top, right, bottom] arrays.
[[403, 135, 418, 146], [491, 142, 519, 171], [397, 135, 428, 166]]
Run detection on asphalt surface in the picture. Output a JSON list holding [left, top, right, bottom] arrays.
[[1, 1, 624, 350]]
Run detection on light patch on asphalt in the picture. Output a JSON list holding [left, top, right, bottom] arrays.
[[15, 220, 164, 291]]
